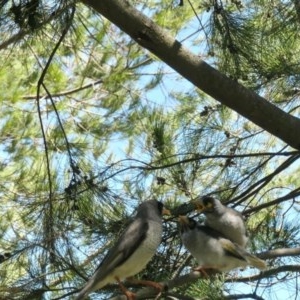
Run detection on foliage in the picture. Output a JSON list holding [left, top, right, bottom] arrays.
[[0, 0, 300, 299]]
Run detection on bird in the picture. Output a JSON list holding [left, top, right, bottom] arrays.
[[192, 196, 248, 248], [178, 215, 266, 273], [75, 200, 168, 300]]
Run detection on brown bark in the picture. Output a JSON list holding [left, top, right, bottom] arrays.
[[81, 0, 300, 150]]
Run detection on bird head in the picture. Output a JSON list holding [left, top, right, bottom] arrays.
[[191, 196, 218, 214], [178, 215, 196, 233], [162, 206, 171, 216]]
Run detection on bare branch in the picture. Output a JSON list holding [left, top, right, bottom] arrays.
[[244, 188, 300, 215], [258, 248, 300, 260], [227, 265, 300, 283], [224, 294, 265, 300], [22, 79, 103, 100], [232, 154, 300, 208]]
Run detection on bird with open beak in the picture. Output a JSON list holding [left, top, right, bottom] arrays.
[[192, 196, 248, 248]]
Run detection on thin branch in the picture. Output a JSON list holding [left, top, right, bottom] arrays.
[[58, 150, 299, 201], [36, 6, 75, 186], [231, 154, 300, 207], [226, 265, 300, 283], [22, 79, 103, 100], [35, 5, 76, 268], [106, 150, 298, 174], [258, 247, 300, 260], [244, 188, 300, 215], [224, 294, 265, 300]]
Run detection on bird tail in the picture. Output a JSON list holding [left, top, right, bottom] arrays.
[[74, 281, 98, 300], [245, 253, 267, 270], [74, 288, 89, 300]]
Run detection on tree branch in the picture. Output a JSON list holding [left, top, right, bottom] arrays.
[[233, 154, 300, 210], [258, 247, 300, 260], [81, 0, 300, 150], [226, 265, 300, 283], [109, 271, 206, 300], [107, 247, 300, 299], [224, 294, 265, 300], [244, 188, 300, 215], [22, 79, 103, 100]]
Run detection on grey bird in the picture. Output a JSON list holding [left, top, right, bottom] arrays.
[[192, 196, 248, 248], [178, 216, 266, 273], [75, 200, 168, 300]]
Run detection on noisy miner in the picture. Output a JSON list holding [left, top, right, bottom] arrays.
[[178, 215, 266, 273], [192, 196, 248, 248], [75, 200, 169, 300]]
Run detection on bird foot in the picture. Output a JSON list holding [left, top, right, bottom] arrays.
[[116, 277, 137, 300], [126, 277, 165, 292], [124, 290, 136, 300], [194, 266, 209, 277], [193, 266, 219, 277]]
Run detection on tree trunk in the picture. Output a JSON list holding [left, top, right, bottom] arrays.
[[81, 0, 300, 150]]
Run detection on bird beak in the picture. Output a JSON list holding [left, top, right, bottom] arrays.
[[178, 215, 189, 224], [191, 200, 205, 212], [163, 208, 171, 215]]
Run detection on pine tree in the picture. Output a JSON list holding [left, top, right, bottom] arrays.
[[0, 0, 300, 299]]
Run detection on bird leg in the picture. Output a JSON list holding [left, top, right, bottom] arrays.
[[193, 265, 220, 277], [127, 277, 164, 290], [126, 277, 165, 296], [116, 277, 136, 300], [193, 266, 210, 277]]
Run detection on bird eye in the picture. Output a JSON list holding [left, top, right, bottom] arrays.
[[206, 202, 213, 208], [197, 204, 204, 210]]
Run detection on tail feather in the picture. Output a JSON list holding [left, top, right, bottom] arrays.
[[75, 288, 89, 300], [75, 278, 106, 300], [245, 254, 267, 270]]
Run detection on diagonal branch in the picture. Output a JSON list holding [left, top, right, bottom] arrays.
[[226, 265, 300, 283], [244, 188, 300, 215], [232, 153, 300, 208], [81, 0, 300, 150]]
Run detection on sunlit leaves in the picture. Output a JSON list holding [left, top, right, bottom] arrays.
[[0, 0, 300, 299]]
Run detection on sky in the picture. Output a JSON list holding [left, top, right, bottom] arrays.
[[1, 2, 299, 299]]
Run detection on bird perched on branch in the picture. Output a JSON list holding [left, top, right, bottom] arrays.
[[75, 200, 169, 300], [192, 196, 248, 248], [178, 215, 266, 273]]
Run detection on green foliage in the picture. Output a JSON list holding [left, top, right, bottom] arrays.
[[185, 276, 226, 300], [0, 0, 300, 299]]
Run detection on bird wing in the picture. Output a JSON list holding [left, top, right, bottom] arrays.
[[219, 238, 247, 262], [92, 217, 149, 282], [244, 253, 267, 270], [220, 239, 266, 270]]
